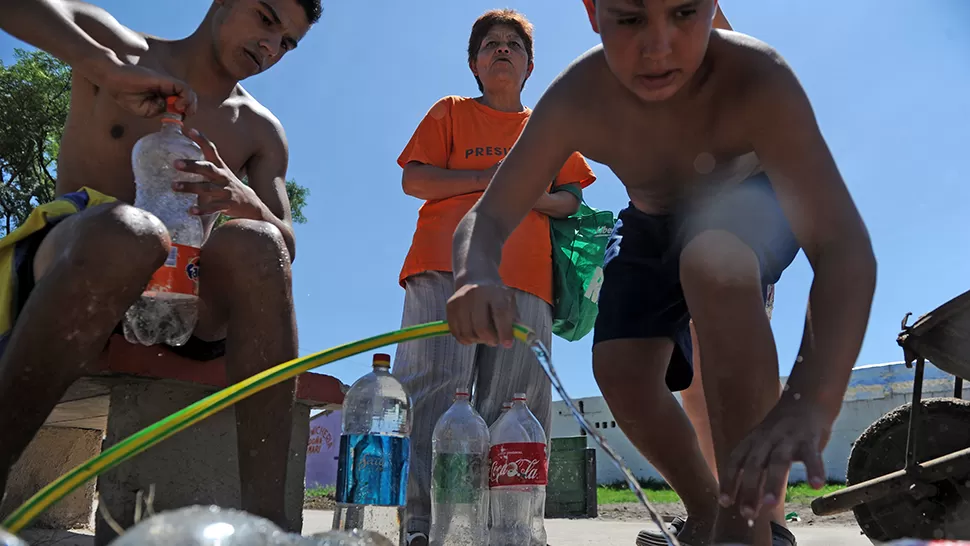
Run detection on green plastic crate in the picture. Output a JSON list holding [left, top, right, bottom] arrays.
[[545, 436, 597, 518]]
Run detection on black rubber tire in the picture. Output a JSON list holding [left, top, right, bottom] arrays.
[[847, 397, 970, 542]]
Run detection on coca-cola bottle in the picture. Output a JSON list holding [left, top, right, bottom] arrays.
[[488, 393, 548, 546], [430, 389, 489, 546]]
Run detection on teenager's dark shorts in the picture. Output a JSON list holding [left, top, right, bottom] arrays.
[[592, 173, 799, 392]]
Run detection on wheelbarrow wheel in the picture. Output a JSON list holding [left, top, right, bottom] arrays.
[[847, 397, 970, 542]]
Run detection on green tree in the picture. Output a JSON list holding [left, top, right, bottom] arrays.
[[0, 49, 71, 235], [0, 49, 310, 236]]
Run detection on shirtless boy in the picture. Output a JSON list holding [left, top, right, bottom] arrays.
[[0, 0, 320, 533], [446, 1, 876, 545]]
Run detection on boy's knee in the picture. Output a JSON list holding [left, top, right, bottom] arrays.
[[204, 220, 290, 280], [69, 204, 170, 274], [680, 230, 761, 296]]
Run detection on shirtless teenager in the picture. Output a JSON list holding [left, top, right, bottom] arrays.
[[0, 0, 320, 533], [445, 1, 876, 545]]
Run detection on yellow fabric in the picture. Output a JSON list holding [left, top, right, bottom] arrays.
[[0, 187, 117, 336]]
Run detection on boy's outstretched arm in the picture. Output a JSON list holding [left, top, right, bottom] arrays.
[[720, 52, 877, 515], [448, 86, 577, 348]]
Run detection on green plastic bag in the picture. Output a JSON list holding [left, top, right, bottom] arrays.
[[549, 198, 615, 341]]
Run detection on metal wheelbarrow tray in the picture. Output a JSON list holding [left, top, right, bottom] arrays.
[[811, 289, 970, 542]]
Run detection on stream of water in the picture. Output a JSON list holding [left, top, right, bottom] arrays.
[[526, 336, 681, 546]]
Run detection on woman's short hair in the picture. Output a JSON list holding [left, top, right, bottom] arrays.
[[467, 9, 535, 91]]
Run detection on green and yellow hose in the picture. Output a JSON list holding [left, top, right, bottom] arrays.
[[1, 321, 536, 534]]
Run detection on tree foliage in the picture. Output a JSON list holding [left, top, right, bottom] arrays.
[[214, 178, 311, 227], [0, 49, 71, 235], [0, 49, 310, 236]]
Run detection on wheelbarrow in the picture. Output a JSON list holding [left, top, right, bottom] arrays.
[[811, 289, 970, 542]]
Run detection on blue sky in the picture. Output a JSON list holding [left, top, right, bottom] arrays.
[[2, 1, 968, 400]]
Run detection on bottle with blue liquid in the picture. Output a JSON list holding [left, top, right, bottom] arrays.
[[333, 353, 412, 545]]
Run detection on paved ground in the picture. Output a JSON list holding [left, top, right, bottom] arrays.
[[303, 510, 874, 545], [18, 510, 874, 545]]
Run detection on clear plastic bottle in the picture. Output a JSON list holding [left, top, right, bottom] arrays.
[[333, 353, 412, 546], [123, 96, 205, 347], [430, 389, 490, 546], [488, 393, 548, 546], [488, 402, 512, 436], [0, 529, 27, 546]]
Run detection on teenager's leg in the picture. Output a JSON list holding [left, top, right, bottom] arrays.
[[194, 220, 298, 529], [0, 203, 168, 493], [594, 339, 718, 546], [392, 272, 476, 540]]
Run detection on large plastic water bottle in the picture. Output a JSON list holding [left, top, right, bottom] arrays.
[[108, 505, 282, 546], [0, 529, 27, 546], [430, 389, 489, 546], [123, 96, 205, 347], [488, 393, 548, 546], [333, 353, 412, 545]]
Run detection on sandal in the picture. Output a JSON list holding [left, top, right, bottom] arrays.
[[636, 517, 686, 546], [635, 518, 797, 546]]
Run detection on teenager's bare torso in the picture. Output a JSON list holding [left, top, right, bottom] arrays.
[[561, 31, 781, 214], [57, 36, 282, 219]]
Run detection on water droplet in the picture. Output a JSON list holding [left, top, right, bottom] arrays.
[[747, 518, 755, 528], [783, 384, 790, 391], [794, 393, 801, 400], [796, 355, 804, 363], [694, 152, 716, 174]]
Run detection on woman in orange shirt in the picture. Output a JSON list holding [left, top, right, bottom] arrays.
[[391, 9, 596, 546]]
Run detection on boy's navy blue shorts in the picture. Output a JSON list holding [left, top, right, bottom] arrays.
[[592, 173, 800, 392]]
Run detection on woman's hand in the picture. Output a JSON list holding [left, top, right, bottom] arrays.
[[533, 187, 581, 218]]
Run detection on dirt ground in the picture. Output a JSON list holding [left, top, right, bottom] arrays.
[[304, 493, 859, 528], [596, 501, 859, 528]]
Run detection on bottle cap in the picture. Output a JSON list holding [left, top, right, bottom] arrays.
[[373, 353, 391, 368], [502, 402, 512, 410], [161, 96, 185, 125], [512, 393, 526, 402], [454, 389, 470, 399]]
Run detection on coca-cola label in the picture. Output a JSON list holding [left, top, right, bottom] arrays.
[[488, 442, 547, 487]]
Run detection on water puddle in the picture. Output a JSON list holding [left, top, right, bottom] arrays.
[[526, 336, 681, 546]]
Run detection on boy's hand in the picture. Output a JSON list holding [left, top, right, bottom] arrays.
[[97, 62, 198, 118], [719, 397, 832, 519], [446, 281, 517, 348], [173, 129, 263, 219]]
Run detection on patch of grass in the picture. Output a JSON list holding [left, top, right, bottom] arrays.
[[596, 479, 845, 506], [785, 481, 844, 503], [305, 485, 335, 499], [598, 478, 680, 505]]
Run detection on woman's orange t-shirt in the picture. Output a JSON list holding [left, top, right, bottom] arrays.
[[397, 95, 597, 305]]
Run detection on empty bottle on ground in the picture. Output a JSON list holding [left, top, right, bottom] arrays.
[[123, 96, 205, 347], [430, 389, 490, 546], [333, 353, 412, 545], [488, 393, 548, 546]]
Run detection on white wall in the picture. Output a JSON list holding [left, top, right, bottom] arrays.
[[549, 361, 958, 485]]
